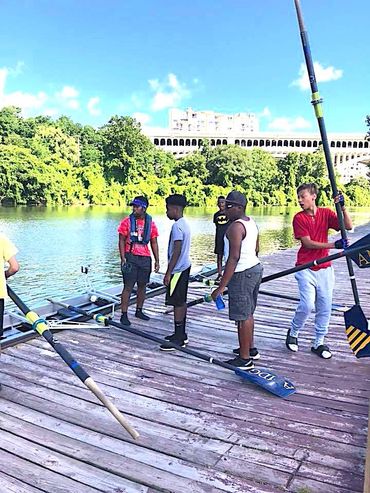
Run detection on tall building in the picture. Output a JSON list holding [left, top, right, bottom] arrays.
[[144, 109, 370, 183], [169, 108, 258, 134]]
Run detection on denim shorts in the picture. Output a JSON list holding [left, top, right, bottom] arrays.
[[227, 263, 263, 321]]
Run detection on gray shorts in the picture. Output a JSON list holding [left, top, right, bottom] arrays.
[[227, 263, 263, 321]]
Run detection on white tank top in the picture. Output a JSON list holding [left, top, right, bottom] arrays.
[[225, 217, 260, 272]]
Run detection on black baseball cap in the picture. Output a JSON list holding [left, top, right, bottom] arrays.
[[129, 196, 149, 208], [165, 194, 187, 207], [225, 191, 247, 207]]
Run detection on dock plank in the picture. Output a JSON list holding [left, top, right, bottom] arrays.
[[0, 222, 369, 492]]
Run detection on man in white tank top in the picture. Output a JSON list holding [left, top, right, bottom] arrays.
[[211, 191, 263, 370]]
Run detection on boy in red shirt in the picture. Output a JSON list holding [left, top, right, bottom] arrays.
[[117, 196, 159, 326], [286, 183, 352, 359]]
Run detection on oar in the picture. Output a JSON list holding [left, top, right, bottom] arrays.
[[7, 286, 139, 439], [48, 298, 296, 399], [180, 283, 346, 312], [293, 0, 360, 305], [183, 235, 370, 309], [344, 305, 370, 359], [262, 233, 370, 283]]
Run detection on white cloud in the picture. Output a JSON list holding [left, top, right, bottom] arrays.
[[292, 62, 343, 90], [267, 116, 312, 132], [87, 97, 101, 116], [8, 61, 25, 77], [258, 106, 271, 118], [0, 66, 48, 113], [132, 112, 151, 125], [149, 73, 191, 111], [0, 67, 9, 95], [55, 85, 80, 110], [58, 85, 79, 99], [0, 64, 102, 120]]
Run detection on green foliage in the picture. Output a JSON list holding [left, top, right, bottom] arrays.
[[276, 151, 331, 203], [0, 105, 369, 207], [101, 115, 155, 183], [0, 144, 52, 204], [345, 177, 370, 206], [175, 151, 208, 182]]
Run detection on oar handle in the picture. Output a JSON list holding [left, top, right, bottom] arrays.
[[84, 377, 139, 440]]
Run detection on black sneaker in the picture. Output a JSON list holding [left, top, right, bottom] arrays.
[[164, 333, 189, 344], [160, 337, 187, 351], [225, 356, 254, 370], [119, 313, 131, 326], [135, 309, 150, 321], [286, 329, 298, 352], [232, 347, 260, 360]]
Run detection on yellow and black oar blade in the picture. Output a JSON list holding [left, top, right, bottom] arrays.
[[344, 305, 370, 358], [346, 233, 370, 268]]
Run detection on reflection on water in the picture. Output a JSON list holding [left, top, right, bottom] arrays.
[[0, 205, 369, 306]]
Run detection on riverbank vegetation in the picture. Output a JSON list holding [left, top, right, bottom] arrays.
[[1, 106, 369, 207]]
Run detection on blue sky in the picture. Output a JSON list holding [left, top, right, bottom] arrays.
[[0, 0, 369, 134]]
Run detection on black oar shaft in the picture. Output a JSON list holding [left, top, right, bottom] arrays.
[[8, 287, 89, 381], [184, 240, 369, 309], [262, 250, 344, 283], [293, 0, 360, 305], [8, 286, 139, 440], [57, 300, 234, 370], [50, 299, 296, 397]]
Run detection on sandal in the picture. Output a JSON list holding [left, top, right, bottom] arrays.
[[286, 330, 298, 352], [311, 344, 332, 359]]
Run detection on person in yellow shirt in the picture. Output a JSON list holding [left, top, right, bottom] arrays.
[[0, 234, 19, 391]]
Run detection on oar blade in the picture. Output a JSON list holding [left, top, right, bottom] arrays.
[[344, 305, 370, 358], [235, 367, 296, 398], [347, 233, 370, 268]]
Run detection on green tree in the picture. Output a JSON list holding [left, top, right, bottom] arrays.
[[345, 177, 370, 206], [277, 152, 330, 203], [55, 115, 82, 137], [31, 124, 79, 164], [0, 106, 22, 143], [0, 144, 50, 204], [175, 151, 208, 182], [101, 116, 155, 183]]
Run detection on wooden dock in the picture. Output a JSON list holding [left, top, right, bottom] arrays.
[[1, 224, 369, 493]]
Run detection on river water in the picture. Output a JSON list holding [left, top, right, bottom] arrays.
[[1, 205, 369, 307]]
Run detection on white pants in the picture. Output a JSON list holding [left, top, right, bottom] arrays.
[[291, 267, 335, 346]]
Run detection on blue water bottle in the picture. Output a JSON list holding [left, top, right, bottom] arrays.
[[214, 294, 225, 310], [204, 293, 225, 310]]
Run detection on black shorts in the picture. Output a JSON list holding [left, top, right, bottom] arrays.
[[122, 253, 152, 286], [214, 235, 225, 255], [165, 267, 191, 307]]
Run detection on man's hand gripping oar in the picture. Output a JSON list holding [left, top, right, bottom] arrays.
[[48, 298, 296, 399], [7, 286, 139, 439]]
